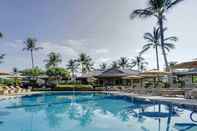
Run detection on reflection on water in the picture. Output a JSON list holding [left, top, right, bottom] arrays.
[[0, 93, 197, 131]]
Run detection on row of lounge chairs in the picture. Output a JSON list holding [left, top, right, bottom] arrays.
[[0, 86, 31, 95], [102, 86, 197, 99]]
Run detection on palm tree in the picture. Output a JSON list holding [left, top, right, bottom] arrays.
[[99, 63, 107, 70], [131, 55, 148, 72], [111, 61, 119, 69], [78, 53, 93, 73], [131, 0, 184, 70], [23, 38, 43, 68], [118, 57, 130, 70], [141, 27, 178, 70], [44, 52, 62, 68], [67, 59, 79, 80], [141, 27, 160, 70]]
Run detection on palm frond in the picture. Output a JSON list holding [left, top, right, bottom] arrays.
[[130, 8, 153, 19], [164, 36, 178, 42], [164, 43, 175, 49], [167, 0, 184, 9], [144, 33, 154, 42]]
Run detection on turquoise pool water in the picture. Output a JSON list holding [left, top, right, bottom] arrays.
[[0, 92, 197, 131]]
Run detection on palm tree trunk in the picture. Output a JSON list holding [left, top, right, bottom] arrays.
[[158, 15, 168, 71], [155, 45, 160, 70], [30, 50, 34, 68]]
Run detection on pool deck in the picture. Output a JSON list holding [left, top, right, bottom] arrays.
[[0, 91, 197, 111], [108, 91, 197, 111]]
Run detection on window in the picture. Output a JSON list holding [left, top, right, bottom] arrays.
[[192, 75, 197, 83]]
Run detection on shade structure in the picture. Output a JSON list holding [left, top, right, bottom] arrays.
[[174, 59, 197, 69], [140, 69, 170, 77]]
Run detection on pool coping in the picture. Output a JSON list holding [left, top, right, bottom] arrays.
[[1, 91, 197, 111]]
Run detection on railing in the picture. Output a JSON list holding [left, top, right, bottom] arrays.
[[190, 112, 197, 122]]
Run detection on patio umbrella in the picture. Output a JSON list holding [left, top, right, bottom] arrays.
[[174, 59, 197, 69]]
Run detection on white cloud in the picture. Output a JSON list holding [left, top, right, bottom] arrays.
[[95, 49, 109, 54]]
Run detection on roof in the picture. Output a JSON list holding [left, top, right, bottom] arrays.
[[175, 68, 197, 76], [140, 69, 170, 77], [96, 68, 139, 78], [174, 59, 197, 69], [77, 70, 103, 79]]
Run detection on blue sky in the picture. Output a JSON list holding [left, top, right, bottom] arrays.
[[0, 0, 196, 71]]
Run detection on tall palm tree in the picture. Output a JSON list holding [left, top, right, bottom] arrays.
[[141, 27, 161, 70], [131, 0, 184, 70], [118, 57, 130, 70], [67, 59, 79, 80], [44, 52, 62, 68], [23, 38, 43, 68], [131, 55, 148, 72], [78, 53, 93, 73], [99, 63, 107, 70]]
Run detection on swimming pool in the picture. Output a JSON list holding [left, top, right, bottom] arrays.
[[0, 92, 197, 131]]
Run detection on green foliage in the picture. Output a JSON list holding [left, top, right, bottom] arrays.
[[44, 52, 62, 68], [78, 53, 94, 73], [46, 67, 70, 79], [118, 57, 130, 69], [21, 67, 44, 77], [0, 78, 18, 86]]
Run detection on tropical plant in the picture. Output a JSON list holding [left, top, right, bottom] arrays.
[[169, 61, 177, 72], [21, 67, 44, 77], [141, 27, 160, 70], [12, 67, 21, 86], [77, 53, 93, 73], [131, 0, 184, 70], [46, 67, 70, 85], [67, 59, 79, 80], [44, 52, 62, 68], [131, 55, 148, 71], [141, 27, 177, 70], [118, 57, 130, 70], [23, 38, 43, 68], [21, 67, 44, 86], [111, 61, 119, 69], [99, 63, 108, 70]]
